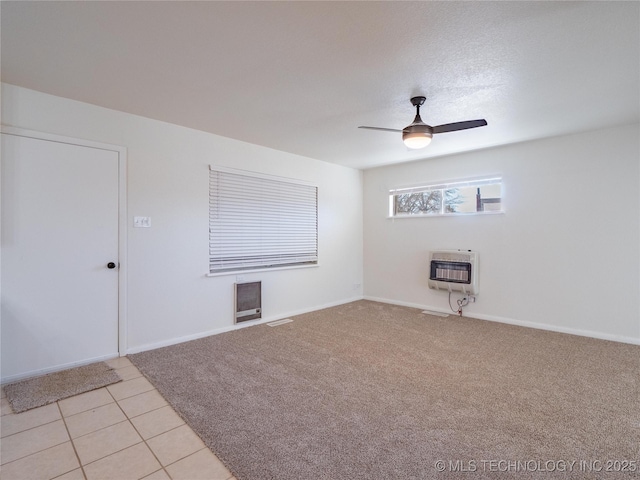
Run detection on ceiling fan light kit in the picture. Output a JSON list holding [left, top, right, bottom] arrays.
[[403, 130, 432, 149], [359, 95, 487, 150]]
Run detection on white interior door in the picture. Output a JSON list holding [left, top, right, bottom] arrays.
[[1, 132, 120, 382]]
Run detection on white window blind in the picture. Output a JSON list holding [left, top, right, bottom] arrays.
[[209, 166, 318, 274]]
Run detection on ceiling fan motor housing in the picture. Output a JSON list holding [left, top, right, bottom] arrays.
[[403, 123, 432, 135]]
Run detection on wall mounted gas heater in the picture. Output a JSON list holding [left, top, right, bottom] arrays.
[[234, 281, 262, 323], [428, 250, 478, 295]]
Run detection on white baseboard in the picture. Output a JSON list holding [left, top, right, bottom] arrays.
[[126, 296, 364, 355], [1, 353, 120, 385], [363, 296, 452, 315], [364, 295, 640, 346]]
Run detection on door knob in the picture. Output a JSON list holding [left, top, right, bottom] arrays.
[[107, 262, 117, 269]]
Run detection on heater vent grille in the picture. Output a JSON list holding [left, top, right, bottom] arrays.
[[428, 250, 478, 295], [235, 281, 261, 323]]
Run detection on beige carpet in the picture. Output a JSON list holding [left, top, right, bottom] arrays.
[[3, 361, 122, 413], [130, 300, 640, 479]]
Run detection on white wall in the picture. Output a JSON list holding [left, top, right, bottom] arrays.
[[3, 82, 637, 360], [1, 83, 364, 354], [363, 124, 640, 344]]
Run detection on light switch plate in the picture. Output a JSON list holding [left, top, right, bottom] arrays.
[[133, 216, 151, 228]]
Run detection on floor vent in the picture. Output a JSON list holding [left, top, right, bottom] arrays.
[[267, 318, 293, 327], [421, 310, 450, 318]]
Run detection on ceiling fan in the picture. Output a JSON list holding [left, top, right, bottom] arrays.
[[359, 96, 487, 149]]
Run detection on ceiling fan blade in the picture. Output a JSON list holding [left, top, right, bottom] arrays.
[[432, 119, 487, 134], [358, 126, 403, 133]]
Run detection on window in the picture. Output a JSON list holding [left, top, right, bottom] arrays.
[[209, 166, 318, 274], [389, 176, 502, 217]]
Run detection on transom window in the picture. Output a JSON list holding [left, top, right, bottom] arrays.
[[389, 176, 502, 217]]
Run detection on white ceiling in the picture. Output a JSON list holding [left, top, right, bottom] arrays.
[[2, 1, 639, 169]]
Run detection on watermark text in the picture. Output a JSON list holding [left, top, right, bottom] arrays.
[[434, 459, 638, 473]]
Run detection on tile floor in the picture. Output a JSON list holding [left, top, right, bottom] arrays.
[[0, 357, 236, 480]]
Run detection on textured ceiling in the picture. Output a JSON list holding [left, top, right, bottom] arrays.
[[2, 1, 639, 169]]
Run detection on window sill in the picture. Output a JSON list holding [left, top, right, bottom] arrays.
[[206, 263, 320, 277], [388, 210, 504, 219]]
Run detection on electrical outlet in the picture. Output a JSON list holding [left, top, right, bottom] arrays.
[[469, 295, 476, 303], [353, 283, 361, 290]]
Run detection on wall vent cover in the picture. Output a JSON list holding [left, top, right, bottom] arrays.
[[235, 281, 261, 323]]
